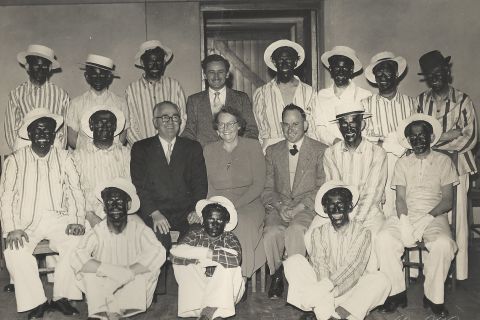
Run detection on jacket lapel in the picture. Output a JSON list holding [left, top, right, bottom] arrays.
[[200, 91, 215, 124], [225, 88, 235, 107], [154, 135, 170, 167], [278, 141, 291, 195], [292, 137, 313, 194]]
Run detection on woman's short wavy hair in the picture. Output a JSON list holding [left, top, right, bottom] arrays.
[[212, 106, 247, 136]]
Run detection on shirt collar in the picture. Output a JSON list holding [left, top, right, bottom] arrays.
[[140, 75, 163, 87], [87, 88, 109, 97], [158, 135, 176, 150], [426, 86, 454, 103], [26, 80, 48, 92], [288, 136, 304, 150], [208, 86, 226, 96], [271, 75, 301, 86], [29, 145, 53, 161], [374, 91, 399, 102], [87, 142, 116, 153], [325, 80, 355, 99], [341, 138, 366, 153]]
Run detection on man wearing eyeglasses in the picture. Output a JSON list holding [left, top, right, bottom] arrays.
[[131, 101, 208, 252]]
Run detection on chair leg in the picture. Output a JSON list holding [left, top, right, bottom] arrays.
[[251, 271, 257, 293], [404, 250, 410, 289], [260, 264, 266, 293]]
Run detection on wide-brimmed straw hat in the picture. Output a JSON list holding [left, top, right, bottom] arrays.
[[18, 108, 63, 140], [195, 196, 238, 232], [134, 40, 173, 67], [396, 113, 442, 149], [321, 46, 362, 73], [329, 100, 372, 123], [80, 105, 126, 138], [418, 50, 451, 75], [80, 54, 115, 73], [315, 180, 359, 218], [17, 44, 60, 70], [95, 177, 140, 214], [263, 39, 305, 71], [365, 51, 407, 83]]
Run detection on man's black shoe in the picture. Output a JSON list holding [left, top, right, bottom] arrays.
[[299, 311, 316, 320], [378, 291, 407, 313], [50, 298, 79, 316], [423, 295, 449, 317], [3, 283, 14, 293], [267, 267, 284, 299], [28, 301, 49, 320]]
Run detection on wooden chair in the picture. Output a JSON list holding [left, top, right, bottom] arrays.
[[467, 172, 480, 245], [250, 264, 266, 293]]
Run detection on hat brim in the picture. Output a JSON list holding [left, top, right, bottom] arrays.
[[329, 111, 372, 123], [195, 196, 238, 232], [95, 179, 140, 214], [263, 40, 305, 72], [365, 56, 407, 84], [134, 45, 173, 67], [396, 114, 442, 149], [17, 52, 60, 70], [18, 112, 63, 140], [321, 50, 362, 73], [314, 181, 359, 218], [80, 105, 126, 138]]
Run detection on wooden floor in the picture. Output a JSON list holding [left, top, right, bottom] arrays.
[[1, 242, 480, 320]]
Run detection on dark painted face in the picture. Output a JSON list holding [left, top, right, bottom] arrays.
[[407, 123, 432, 155], [27, 117, 56, 153], [373, 60, 398, 93], [89, 111, 117, 142], [329, 55, 354, 87], [205, 60, 228, 90], [272, 47, 298, 83], [323, 192, 352, 230], [103, 188, 130, 224], [85, 66, 113, 92], [203, 210, 228, 238], [141, 48, 166, 81], [338, 114, 363, 146], [281, 109, 307, 143], [424, 65, 450, 94], [26, 56, 51, 86]]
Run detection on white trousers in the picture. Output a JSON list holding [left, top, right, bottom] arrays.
[[4, 213, 83, 312], [383, 152, 399, 218], [173, 264, 245, 319], [284, 255, 391, 320], [79, 272, 159, 319]]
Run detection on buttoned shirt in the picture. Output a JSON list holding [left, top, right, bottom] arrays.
[[314, 81, 372, 146], [66, 89, 130, 150], [253, 76, 316, 144], [158, 136, 176, 161], [125, 76, 186, 143], [288, 138, 304, 190], [310, 221, 371, 297], [323, 139, 387, 224], [208, 86, 227, 113], [72, 143, 131, 217], [5, 81, 69, 152], [417, 86, 477, 175], [0, 146, 85, 233], [391, 150, 459, 222]]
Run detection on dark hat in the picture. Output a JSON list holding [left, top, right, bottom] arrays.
[[418, 50, 451, 75]]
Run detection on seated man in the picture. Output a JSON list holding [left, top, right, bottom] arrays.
[[71, 178, 166, 320], [284, 181, 390, 320], [393, 114, 458, 317], [73, 105, 130, 228], [171, 196, 244, 320], [262, 104, 327, 299], [0, 108, 85, 319]]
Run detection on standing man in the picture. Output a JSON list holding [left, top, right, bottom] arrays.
[[66, 54, 129, 150], [253, 40, 316, 152], [5, 44, 69, 152], [362, 52, 417, 218], [314, 46, 371, 146], [417, 50, 477, 281], [262, 104, 327, 299], [131, 101, 208, 251], [126, 40, 187, 144], [182, 54, 258, 146]]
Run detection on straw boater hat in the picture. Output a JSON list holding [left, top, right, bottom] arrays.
[[17, 44, 60, 70], [95, 178, 140, 214], [364, 51, 407, 83], [134, 40, 173, 67], [195, 196, 238, 232], [329, 100, 372, 123], [418, 50, 451, 75], [80, 105, 126, 138], [263, 39, 305, 72], [80, 54, 115, 73], [396, 113, 442, 149], [18, 108, 63, 140], [321, 46, 362, 73], [314, 180, 359, 218]]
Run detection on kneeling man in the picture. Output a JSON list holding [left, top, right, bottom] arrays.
[[171, 196, 244, 320], [71, 178, 166, 320], [284, 181, 390, 320]]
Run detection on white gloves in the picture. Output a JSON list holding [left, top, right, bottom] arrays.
[[383, 132, 406, 157], [170, 245, 210, 259], [97, 263, 135, 289]]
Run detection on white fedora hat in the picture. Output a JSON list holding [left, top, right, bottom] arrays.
[[95, 178, 140, 214], [263, 39, 305, 71], [195, 196, 238, 232], [396, 113, 442, 149], [17, 44, 60, 70], [330, 100, 372, 123], [134, 40, 173, 67], [80, 105, 126, 138], [18, 108, 63, 140], [321, 46, 362, 73], [81, 54, 115, 72], [315, 180, 359, 218], [364, 51, 407, 83]]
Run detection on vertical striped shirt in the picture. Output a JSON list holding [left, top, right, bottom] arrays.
[[0, 146, 85, 233], [253, 77, 316, 144], [5, 81, 69, 152], [72, 143, 131, 217], [310, 221, 371, 297], [323, 140, 387, 224], [417, 87, 477, 175], [125, 76, 186, 143]]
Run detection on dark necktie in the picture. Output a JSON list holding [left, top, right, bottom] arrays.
[[289, 144, 298, 156]]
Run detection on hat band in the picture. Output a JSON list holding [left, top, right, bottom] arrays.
[[336, 111, 365, 119], [85, 62, 114, 71]]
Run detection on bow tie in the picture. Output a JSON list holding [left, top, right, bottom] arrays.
[[289, 144, 298, 156]]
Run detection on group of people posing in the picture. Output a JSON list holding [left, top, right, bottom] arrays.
[[0, 38, 475, 320]]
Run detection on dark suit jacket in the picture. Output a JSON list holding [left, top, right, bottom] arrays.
[[131, 135, 208, 228], [262, 136, 327, 211], [182, 87, 259, 146]]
